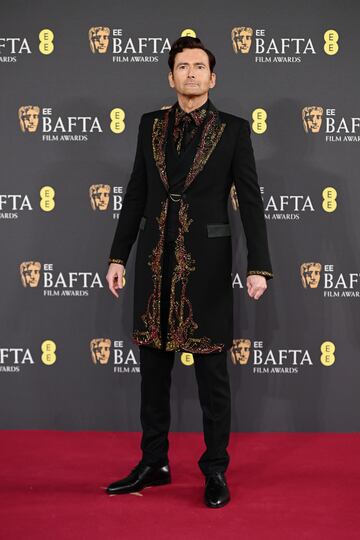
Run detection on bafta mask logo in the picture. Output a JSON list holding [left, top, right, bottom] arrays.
[[90, 338, 112, 364], [18, 106, 40, 133], [89, 27, 110, 54], [231, 27, 253, 54], [231, 339, 251, 365], [300, 262, 322, 288], [89, 184, 111, 210], [20, 261, 41, 287], [302, 106, 323, 133]]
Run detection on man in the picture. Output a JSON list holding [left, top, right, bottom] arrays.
[[105, 36, 273, 508]]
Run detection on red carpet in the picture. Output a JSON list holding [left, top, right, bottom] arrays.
[[0, 431, 359, 539]]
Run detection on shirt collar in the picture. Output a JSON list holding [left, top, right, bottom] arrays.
[[174, 97, 209, 128]]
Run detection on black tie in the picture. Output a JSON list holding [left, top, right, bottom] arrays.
[[179, 113, 195, 154]]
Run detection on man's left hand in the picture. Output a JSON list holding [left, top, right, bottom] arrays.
[[246, 274, 267, 300]]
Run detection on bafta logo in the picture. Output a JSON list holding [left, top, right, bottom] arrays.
[[90, 338, 112, 364], [89, 27, 110, 54], [20, 261, 41, 287], [89, 184, 111, 210], [231, 27, 253, 54], [18, 106, 40, 133], [231, 339, 251, 365], [300, 262, 322, 288], [302, 106, 323, 133]]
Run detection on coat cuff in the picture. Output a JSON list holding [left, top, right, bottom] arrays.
[[108, 257, 125, 267], [247, 269, 274, 280]]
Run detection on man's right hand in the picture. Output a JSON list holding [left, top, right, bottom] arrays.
[[106, 263, 125, 298]]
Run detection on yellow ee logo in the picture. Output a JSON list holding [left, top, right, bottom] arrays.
[[41, 340, 57, 365], [320, 341, 335, 366], [110, 108, 125, 133], [39, 29, 54, 55], [322, 187, 337, 213], [181, 29, 196, 38], [252, 108, 267, 134], [40, 186, 55, 211], [324, 30, 339, 56], [180, 352, 194, 366]]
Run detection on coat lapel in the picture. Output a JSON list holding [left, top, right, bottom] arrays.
[[152, 98, 226, 194]]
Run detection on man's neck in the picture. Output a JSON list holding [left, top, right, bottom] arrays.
[[177, 93, 209, 113]]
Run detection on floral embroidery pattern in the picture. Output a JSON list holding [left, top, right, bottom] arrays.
[[166, 198, 224, 353], [133, 197, 224, 354], [183, 110, 226, 192], [152, 116, 170, 192], [152, 105, 226, 195], [133, 102, 227, 353], [133, 198, 169, 349]]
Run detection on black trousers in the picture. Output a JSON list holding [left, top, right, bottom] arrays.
[[139, 240, 231, 476]]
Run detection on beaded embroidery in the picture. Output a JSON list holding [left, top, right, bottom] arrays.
[[108, 257, 125, 266], [152, 103, 226, 195], [166, 198, 224, 353], [133, 101, 227, 353], [247, 270, 274, 278], [133, 198, 168, 349], [132, 197, 225, 353], [183, 110, 225, 192]]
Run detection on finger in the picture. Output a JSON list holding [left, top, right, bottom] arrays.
[[109, 284, 119, 298], [108, 276, 119, 297]]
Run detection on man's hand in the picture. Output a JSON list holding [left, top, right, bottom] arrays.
[[246, 274, 267, 300], [106, 263, 125, 298]]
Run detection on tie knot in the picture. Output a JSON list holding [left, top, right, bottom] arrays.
[[175, 106, 207, 129], [176, 110, 194, 127]]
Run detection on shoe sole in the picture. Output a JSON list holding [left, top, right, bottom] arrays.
[[106, 476, 171, 495]]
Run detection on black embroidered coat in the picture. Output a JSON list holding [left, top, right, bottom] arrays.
[[108, 98, 273, 354]]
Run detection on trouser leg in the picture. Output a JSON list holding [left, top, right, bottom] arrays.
[[138, 239, 175, 467], [193, 350, 231, 476], [139, 345, 175, 467]]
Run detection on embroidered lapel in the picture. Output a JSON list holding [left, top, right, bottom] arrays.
[[152, 98, 226, 194]]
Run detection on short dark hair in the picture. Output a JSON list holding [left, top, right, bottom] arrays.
[[168, 36, 216, 73]]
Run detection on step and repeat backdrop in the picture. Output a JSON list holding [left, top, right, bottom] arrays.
[[1, 1, 359, 431]]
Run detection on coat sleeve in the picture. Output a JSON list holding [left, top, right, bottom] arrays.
[[231, 119, 274, 280], [108, 114, 147, 267]]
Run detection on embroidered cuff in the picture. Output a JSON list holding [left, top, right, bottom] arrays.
[[108, 257, 125, 266], [247, 270, 274, 279]]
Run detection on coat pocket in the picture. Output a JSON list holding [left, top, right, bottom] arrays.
[[139, 216, 147, 231], [206, 223, 231, 238]]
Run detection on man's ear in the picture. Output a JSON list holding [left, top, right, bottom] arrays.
[[210, 72, 216, 89], [168, 71, 174, 88]]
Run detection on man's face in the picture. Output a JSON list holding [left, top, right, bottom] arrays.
[[168, 48, 216, 98]]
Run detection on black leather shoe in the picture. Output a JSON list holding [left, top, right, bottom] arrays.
[[204, 472, 230, 508], [106, 461, 171, 495]]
